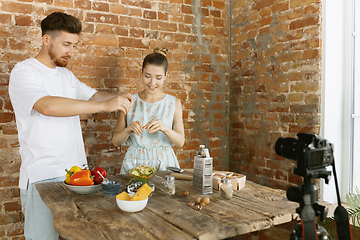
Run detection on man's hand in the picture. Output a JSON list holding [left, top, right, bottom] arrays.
[[120, 92, 134, 105], [103, 96, 133, 114], [90, 91, 134, 114]]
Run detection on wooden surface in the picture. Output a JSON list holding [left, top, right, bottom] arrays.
[[169, 168, 193, 180], [36, 172, 299, 240]]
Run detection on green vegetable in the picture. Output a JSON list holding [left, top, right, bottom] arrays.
[[130, 170, 140, 177], [130, 176, 148, 184], [127, 165, 157, 178]]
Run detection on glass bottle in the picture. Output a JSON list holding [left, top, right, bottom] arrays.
[[198, 145, 206, 156], [219, 178, 233, 200], [162, 175, 175, 196]]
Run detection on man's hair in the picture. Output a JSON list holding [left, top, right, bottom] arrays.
[[41, 12, 82, 36]]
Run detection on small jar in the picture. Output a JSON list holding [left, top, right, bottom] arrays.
[[219, 178, 233, 200], [162, 175, 175, 196], [198, 145, 206, 156]]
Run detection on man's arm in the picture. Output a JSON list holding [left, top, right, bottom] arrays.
[[34, 92, 133, 117], [89, 91, 116, 102]]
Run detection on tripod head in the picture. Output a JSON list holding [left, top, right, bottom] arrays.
[[287, 181, 329, 222], [286, 168, 331, 240]]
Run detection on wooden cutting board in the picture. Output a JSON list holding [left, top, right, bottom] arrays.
[[170, 168, 193, 180]]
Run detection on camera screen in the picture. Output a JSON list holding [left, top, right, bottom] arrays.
[[308, 150, 324, 169]]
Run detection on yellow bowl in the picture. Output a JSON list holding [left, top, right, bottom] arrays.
[[116, 197, 148, 212]]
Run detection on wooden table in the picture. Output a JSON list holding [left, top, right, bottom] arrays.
[[36, 173, 299, 240]]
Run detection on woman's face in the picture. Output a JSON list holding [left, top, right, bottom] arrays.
[[141, 64, 167, 93]]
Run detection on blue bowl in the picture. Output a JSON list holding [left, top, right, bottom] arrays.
[[101, 180, 121, 198]]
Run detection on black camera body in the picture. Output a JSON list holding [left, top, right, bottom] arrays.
[[275, 133, 334, 180]]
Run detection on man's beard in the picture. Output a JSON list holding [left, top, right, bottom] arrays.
[[48, 45, 70, 67]]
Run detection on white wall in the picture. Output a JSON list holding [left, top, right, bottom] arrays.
[[321, 1, 352, 204]]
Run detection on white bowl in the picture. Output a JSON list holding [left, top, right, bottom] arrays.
[[63, 182, 101, 194], [116, 197, 148, 212]]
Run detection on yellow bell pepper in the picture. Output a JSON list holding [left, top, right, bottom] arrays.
[[65, 166, 82, 184]]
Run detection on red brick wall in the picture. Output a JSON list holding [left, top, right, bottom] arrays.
[[0, 0, 324, 238], [230, 0, 322, 190], [0, 0, 229, 238]]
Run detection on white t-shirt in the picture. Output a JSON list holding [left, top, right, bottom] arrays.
[[9, 58, 97, 190]]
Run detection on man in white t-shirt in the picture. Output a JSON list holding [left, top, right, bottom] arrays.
[[8, 12, 133, 240]]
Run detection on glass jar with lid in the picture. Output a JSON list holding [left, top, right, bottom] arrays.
[[219, 178, 233, 200], [162, 175, 175, 196]]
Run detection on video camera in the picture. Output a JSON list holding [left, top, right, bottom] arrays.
[[275, 132, 333, 182], [275, 133, 352, 240]]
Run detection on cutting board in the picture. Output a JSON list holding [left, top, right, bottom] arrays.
[[170, 168, 193, 180]]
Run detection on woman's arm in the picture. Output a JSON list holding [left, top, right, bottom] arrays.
[[112, 112, 130, 147], [112, 112, 144, 146], [166, 98, 185, 147]]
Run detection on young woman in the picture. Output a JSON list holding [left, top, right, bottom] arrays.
[[112, 47, 185, 170]]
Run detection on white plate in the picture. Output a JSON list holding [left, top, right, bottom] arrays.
[[63, 182, 101, 194]]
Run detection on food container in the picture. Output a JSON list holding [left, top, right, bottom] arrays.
[[101, 180, 121, 198], [212, 171, 246, 191], [161, 175, 175, 196], [219, 178, 233, 200], [116, 197, 148, 212], [63, 182, 102, 194]]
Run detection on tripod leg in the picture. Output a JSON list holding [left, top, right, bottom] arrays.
[[302, 220, 318, 240], [301, 194, 318, 240], [290, 222, 302, 240]]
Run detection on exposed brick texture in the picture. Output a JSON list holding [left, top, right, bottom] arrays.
[[0, 0, 230, 238], [230, 0, 322, 190], [0, 0, 323, 238]]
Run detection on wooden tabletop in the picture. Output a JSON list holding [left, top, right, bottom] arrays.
[[36, 172, 299, 240]]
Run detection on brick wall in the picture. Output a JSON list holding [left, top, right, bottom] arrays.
[[0, 0, 229, 238], [0, 0, 323, 238], [230, 0, 322, 190]]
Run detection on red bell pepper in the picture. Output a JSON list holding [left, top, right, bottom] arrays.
[[91, 167, 107, 185], [70, 169, 94, 186]]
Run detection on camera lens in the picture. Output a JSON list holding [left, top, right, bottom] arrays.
[[275, 137, 298, 160], [286, 186, 302, 203]]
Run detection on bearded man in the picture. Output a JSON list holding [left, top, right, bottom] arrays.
[[9, 12, 133, 240]]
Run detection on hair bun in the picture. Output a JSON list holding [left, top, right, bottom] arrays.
[[153, 47, 168, 56]]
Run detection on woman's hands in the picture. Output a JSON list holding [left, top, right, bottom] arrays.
[[144, 118, 168, 133], [127, 121, 144, 135], [113, 98, 184, 148], [127, 119, 167, 135]]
